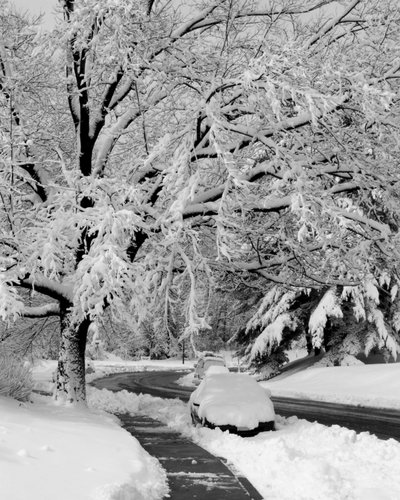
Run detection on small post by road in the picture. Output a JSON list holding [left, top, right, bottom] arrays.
[[182, 339, 185, 365]]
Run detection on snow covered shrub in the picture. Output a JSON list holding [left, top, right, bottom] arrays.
[[0, 354, 33, 401], [314, 353, 364, 368], [253, 361, 284, 381]]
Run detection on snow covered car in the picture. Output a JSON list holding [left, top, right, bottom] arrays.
[[189, 372, 275, 436], [193, 354, 226, 383]]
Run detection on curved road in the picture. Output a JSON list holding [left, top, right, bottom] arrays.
[[93, 370, 400, 442]]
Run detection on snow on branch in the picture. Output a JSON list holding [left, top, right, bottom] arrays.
[[183, 161, 294, 219], [94, 89, 167, 175], [250, 313, 297, 360], [364, 280, 380, 305], [170, 2, 223, 39], [189, 1, 338, 32], [94, 107, 141, 175], [335, 209, 390, 238], [305, 0, 362, 49], [341, 286, 366, 321], [246, 286, 298, 337], [21, 304, 60, 318], [309, 288, 343, 349], [367, 304, 399, 360], [0, 275, 24, 322], [18, 276, 74, 304], [246, 286, 283, 333]]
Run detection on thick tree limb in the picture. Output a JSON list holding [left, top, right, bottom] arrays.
[[94, 88, 167, 175], [17, 276, 73, 304], [91, 68, 124, 143], [21, 303, 60, 318], [108, 79, 135, 110], [94, 107, 142, 175]]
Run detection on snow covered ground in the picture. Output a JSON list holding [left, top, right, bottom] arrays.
[[1, 359, 189, 500], [0, 392, 167, 500], [2, 357, 400, 499]]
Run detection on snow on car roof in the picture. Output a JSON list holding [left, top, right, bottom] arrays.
[[190, 373, 275, 430]]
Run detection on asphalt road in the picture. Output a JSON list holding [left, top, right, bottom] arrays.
[[92, 369, 400, 442]]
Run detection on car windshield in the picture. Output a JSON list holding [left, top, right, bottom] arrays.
[[204, 359, 225, 369]]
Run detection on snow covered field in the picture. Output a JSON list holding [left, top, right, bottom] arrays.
[[2, 358, 400, 499]]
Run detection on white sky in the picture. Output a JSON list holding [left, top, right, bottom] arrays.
[[10, 0, 343, 29], [11, 0, 58, 27]]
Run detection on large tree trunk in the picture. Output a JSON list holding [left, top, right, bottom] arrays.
[[55, 304, 90, 404]]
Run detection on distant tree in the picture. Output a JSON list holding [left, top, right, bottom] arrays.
[[0, 0, 399, 403], [193, 271, 264, 353]]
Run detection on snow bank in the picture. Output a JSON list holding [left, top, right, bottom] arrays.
[[264, 363, 400, 409], [88, 386, 400, 500], [176, 371, 196, 387], [0, 394, 168, 500]]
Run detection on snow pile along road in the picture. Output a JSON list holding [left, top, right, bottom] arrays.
[[263, 362, 400, 409], [0, 393, 168, 500], [88, 386, 400, 500]]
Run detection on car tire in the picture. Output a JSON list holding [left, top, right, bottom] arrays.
[[190, 411, 199, 426]]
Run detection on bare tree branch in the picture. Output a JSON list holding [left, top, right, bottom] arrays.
[[305, 0, 362, 49]]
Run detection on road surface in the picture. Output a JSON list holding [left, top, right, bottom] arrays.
[[92, 369, 400, 441]]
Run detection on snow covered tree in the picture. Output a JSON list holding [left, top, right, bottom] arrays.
[[244, 275, 400, 375], [1, 0, 400, 402]]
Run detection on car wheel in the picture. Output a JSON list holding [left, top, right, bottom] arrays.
[[190, 411, 199, 426]]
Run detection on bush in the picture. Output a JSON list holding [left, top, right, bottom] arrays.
[[0, 354, 33, 401]]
